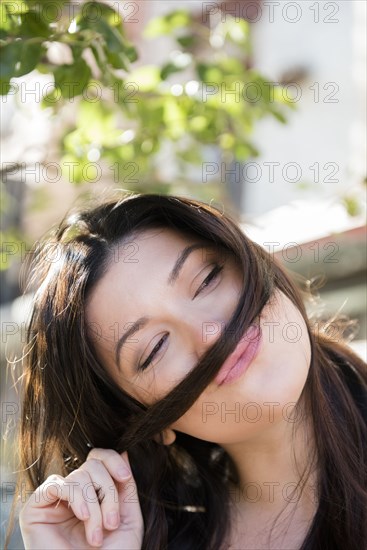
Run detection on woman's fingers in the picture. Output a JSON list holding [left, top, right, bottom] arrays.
[[20, 449, 143, 549], [87, 448, 132, 481], [116, 452, 143, 527], [80, 458, 126, 532], [22, 472, 106, 547], [86, 449, 143, 531], [21, 474, 83, 520], [65, 468, 105, 547], [20, 474, 90, 538]]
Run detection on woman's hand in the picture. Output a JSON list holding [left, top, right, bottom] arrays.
[[19, 449, 144, 549]]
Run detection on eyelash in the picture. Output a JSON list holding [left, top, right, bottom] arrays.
[[193, 263, 223, 299], [137, 263, 224, 372]]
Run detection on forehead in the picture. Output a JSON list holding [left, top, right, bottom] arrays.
[[85, 227, 206, 329], [108, 226, 206, 281], [115, 226, 197, 264]]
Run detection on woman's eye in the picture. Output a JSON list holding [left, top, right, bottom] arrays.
[[137, 264, 223, 371], [138, 334, 168, 372], [193, 263, 223, 299]]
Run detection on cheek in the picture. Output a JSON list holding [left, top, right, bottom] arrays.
[[171, 360, 309, 445], [127, 354, 198, 405], [234, 299, 311, 414], [171, 301, 312, 445], [253, 318, 310, 395]]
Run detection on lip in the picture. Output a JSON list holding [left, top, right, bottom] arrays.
[[215, 324, 262, 386]]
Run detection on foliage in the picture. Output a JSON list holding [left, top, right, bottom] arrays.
[[0, 0, 292, 191]]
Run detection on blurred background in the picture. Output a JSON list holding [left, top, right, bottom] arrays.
[[1, 1, 366, 547]]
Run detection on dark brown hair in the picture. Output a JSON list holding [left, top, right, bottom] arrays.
[[9, 193, 367, 548]]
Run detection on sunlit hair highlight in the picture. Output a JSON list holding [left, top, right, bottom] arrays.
[[6, 193, 367, 549]]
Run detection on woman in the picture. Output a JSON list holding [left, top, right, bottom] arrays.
[[14, 193, 367, 549]]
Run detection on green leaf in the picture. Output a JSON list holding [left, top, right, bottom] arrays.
[[0, 39, 44, 80], [189, 116, 208, 132], [96, 19, 126, 52], [143, 16, 169, 38], [176, 34, 196, 48], [16, 42, 45, 76], [3, 1, 29, 15], [196, 63, 209, 82], [0, 79, 11, 95], [78, 12, 136, 71], [0, 4, 15, 34], [197, 63, 223, 83], [26, 0, 67, 25], [81, 1, 121, 27], [54, 59, 91, 99], [342, 196, 360, 217], [144, 10, 190, 38], [166, 10, 190, 28], [106, 51, 128, 71], [19, 11, 50, 38], [160, 62, 183, 81], [79, 10, 132, 52], [125, 45, 138, 63], [0, 42, 22, 78]]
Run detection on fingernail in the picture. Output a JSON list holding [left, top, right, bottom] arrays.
[[93, 527, 103, 546], [107, 510, 119, 528], [117, 467, 131, 479]]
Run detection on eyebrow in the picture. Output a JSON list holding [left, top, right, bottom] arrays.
[[115, 316, 151, 370], [167, 243, 206, 286], [115, 242, 207, 370]]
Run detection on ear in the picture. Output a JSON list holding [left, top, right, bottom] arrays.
[[153, 428, 176, 445]]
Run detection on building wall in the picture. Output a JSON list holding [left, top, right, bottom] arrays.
[[242, 0, 366, 215]]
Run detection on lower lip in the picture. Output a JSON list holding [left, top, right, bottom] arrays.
[[216, 327, 262, 386]]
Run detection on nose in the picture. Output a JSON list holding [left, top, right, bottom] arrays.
[[178, 310, 225, 359]]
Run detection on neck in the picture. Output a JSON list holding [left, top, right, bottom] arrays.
[[221, 412, 318, 513]]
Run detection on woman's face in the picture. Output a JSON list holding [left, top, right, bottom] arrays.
[[86, 227, 311, 445]]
